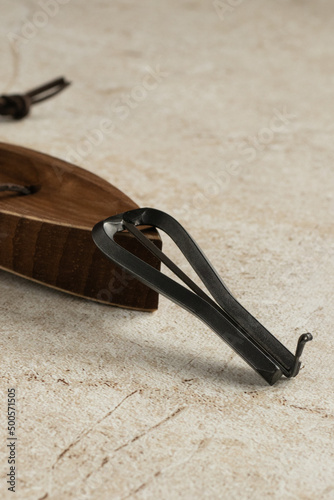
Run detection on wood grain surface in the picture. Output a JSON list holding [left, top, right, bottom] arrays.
[[0, 142, 161, 310]]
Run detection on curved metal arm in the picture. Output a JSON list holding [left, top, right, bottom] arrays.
[[92, 208, 312, 385]]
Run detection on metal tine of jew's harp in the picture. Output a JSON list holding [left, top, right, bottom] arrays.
[[92, 208, 312, 385]]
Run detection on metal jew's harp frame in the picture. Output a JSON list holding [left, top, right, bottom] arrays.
[[93, 207, 312, 385]]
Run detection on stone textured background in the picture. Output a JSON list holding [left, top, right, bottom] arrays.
[[0, 1, 333, 499]]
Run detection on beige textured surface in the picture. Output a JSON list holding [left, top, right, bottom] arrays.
[[0, 1, 333, 499]]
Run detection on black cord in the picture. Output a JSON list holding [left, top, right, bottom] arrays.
[[0, 184, 32, 195]]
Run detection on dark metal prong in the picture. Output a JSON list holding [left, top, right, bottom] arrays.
[[289, 333, 313, 377], [26, 77, 71, 104]]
